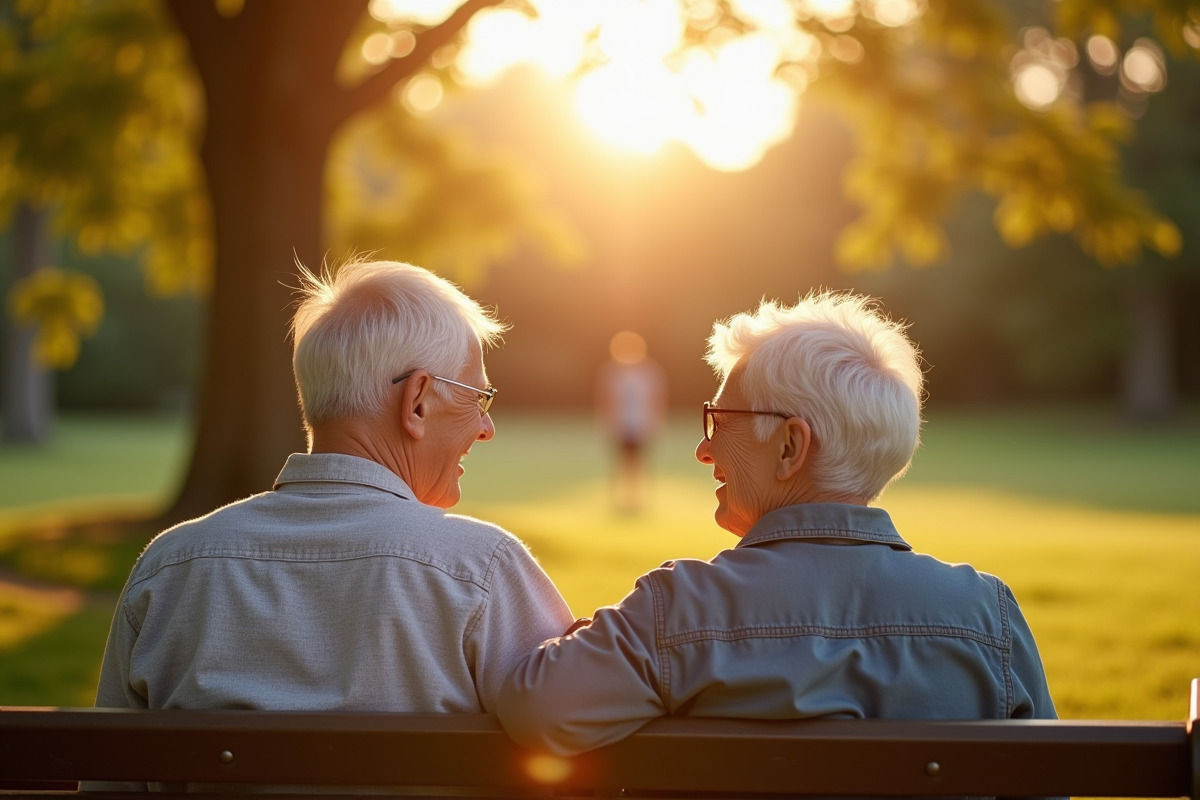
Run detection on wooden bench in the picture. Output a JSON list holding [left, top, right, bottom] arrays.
[[2, 677, 1196, 798]]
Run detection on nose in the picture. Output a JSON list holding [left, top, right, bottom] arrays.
[[478, 411, 496, 441], [695, 436, 713, 464]]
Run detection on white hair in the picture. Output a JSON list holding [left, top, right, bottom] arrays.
[[705, 290, 924, 501], [291, 258, 507, 435]]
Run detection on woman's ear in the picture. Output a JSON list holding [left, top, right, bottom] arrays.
[[776, 417, 812, 481]]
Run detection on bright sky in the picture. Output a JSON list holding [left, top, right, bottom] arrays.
[[368, 0, 814, 171]]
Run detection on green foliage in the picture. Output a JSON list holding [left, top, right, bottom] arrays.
[[6, 265, 102, 367], [0, 0, 209, 296], [1122, 39, 1200, 262], [55, 250, 203, 411], [769, 0, 1194, 269], [1053, 0, 1200, 56], [0, 0, 582, 324], [6, 0, 1196, 292], [2, 0, 1197, 343], [853, 228, 1128, 402], [326, 104, 585, 286], [323, 3, 586, 281]]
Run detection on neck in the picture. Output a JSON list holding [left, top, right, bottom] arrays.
[[309, 419, 408, 479], [780, 480, 869, 508]]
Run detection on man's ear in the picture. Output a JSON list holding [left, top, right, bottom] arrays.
[[398, 371, 434, 440], [776, 418, 812, 481]]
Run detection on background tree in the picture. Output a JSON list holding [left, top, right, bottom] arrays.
[[0, 0, 577, 521], [1110, 34, 1200, 419], [1, 0, 1195, 523], [0, 1, 191, 442]]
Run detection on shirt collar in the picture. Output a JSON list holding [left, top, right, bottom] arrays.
[[737, 503, 912, 551], [273, 452, 414, 501]]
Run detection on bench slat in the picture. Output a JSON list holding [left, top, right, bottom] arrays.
[[0, 708, 1193, 797]]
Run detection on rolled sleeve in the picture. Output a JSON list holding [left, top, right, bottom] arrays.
[[496, 575, 667, 754]]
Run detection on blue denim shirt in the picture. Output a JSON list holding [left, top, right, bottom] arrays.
[[498, 503, 1056, 755], [95, 453, 573, 715]]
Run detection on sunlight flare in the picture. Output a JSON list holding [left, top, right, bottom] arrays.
[[595, 0, 684, 61], [457, 7, 590, 84], [439, 0, 804, 171], [575, 62, 689, 154], [676, 38, 798, 170], [370, 0, 456, 26]]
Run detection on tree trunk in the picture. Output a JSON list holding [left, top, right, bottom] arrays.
[[3, 203, 53, 444], [161, 3, 342, 522], [160, 0, 492, 522], [1119, 278, 1176, 422]]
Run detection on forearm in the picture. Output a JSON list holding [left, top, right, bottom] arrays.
[[496, 600, 667, 755]]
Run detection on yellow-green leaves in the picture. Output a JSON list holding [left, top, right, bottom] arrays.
[[326, 108, 584, 287], [820, 0, 1187, 271], [983, 104, 1182, 265], [6, 268, 103, 368], [0, 0, 209, 297]]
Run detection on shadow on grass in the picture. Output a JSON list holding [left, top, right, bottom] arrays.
[[0, 513, 159, 592], [0, 513, 161, 705], [0, 598, 115, 706]]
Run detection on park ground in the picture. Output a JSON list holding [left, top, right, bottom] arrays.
[[0, 405, 1197, 720]]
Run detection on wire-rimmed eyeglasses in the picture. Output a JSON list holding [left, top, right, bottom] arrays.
[[702, 401, 790, 441], [393, 371, 497, 416]]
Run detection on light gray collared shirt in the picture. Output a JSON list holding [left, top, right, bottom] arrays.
[[95, 452, 573, 714], [497, 503, 1057, 755]]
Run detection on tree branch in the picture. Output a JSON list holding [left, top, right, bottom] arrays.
[[302, 1, 372, 84], [332, 0, 505, 123]]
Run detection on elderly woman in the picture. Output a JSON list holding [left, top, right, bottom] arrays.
[[497, 290, 1056, 755]]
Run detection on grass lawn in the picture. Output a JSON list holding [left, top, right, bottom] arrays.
[[0, 405, 1196, 720]]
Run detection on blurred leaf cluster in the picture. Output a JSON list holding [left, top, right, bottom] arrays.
[[0, 0, 208, 295], [326, 104, 585, 287], [6, 266, 101, 367], [0, 0, 578, 371], [682, 0, 1197, 269]]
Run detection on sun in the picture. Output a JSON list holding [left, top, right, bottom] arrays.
[[374, 0, 802, 172]]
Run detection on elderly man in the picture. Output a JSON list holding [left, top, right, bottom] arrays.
[[496, 290, 1056, 755], [95, 259, 573, 718]]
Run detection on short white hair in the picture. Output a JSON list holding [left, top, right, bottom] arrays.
[[705, 290, 924, 501], [291, 258, 507, 434]]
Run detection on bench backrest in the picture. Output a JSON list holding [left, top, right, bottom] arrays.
[[2, 678, 1196, 798]]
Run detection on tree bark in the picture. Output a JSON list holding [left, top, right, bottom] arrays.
[[1119, 277, 1176, 422], [161, 1, 344, 521], [160, 0, 501, 522], [2, 203, 53, 444]]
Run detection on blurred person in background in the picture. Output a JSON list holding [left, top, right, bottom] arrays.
[[595, 330, 668, 513], [498, 290, 1056, 755], [94, 258, 573, 727]]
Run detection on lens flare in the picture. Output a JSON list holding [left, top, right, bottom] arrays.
[[525, 754, 572, 784]]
